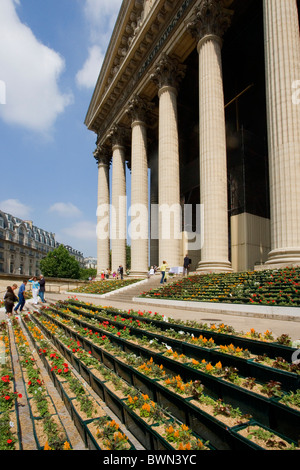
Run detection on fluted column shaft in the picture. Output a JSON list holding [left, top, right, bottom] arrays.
[[151, 54, 185, 267], [95, 147, 110, 278], [187, 1, 233, 272], [263, 0, 300, 265], [197, 34, 231, 271], [158, 84, 181, 267], [130, 118, 149, 274], [111, 142, 127, 273]]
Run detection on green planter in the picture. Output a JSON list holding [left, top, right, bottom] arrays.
[[269, 398, 300, 442], [103, 386, 125, 423], [247, 360, 300, 392], [229, 420, 300, 451], [185, 397, 247, 450], [89, 371, 106, 401]]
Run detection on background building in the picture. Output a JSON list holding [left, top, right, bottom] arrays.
[[85, 0, 300, 276], [0, 210, 84, 276]]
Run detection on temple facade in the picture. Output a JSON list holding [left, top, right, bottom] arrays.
[[85, 0, 300, 277]]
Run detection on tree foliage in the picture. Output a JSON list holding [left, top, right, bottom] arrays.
[[40, 245, 81, 279]]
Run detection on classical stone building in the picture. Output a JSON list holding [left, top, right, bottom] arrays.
[[85, 0, 300, 277], [0, 211, 84, 276]]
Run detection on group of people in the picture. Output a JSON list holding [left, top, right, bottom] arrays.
[[158, 255, 191, 284], [3, 275, 46, 316], [100, 265, 124, 280]]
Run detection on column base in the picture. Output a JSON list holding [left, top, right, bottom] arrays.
[[196, 260, 233, 274], [262, 248, 300, 269]]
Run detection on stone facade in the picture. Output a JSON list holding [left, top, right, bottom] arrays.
[[0, 211, 84, 276], [85, 0, 300, 276]]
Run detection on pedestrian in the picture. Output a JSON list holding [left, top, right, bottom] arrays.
[[38, 275, 46, 303], [160, 261, 168, 284], [29, 276, 40, 305], [4, 286, 18, 316], [14, 280, 28, 313], [119, 265, 124, 280], [148, 266, 155, 278], [183, 254, 190, 276]]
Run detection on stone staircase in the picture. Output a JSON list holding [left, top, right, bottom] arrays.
[[104, 273, 172, 303]]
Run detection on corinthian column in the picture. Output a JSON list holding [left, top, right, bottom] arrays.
[[151, 54, 185, 268], [110, 125, 127, 274], [187, 0, 233, 273], [126, 96, 150, 276], [263, 0, 300, 267], [94, 145, 111, 278]]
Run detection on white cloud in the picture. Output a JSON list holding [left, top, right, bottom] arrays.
[[0, 199, 32, 219], [76, 45, 104, 89], [76, 0, 122, 89], [0, 0, 73, 133], [62, 221, 97, 240], [49, 202, 82, 218]]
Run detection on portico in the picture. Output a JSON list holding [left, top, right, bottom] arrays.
[[86, 0, 300, 276]]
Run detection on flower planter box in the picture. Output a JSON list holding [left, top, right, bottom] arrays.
[[154, 382, 191, 423], [269, 398, 300, 442], [32, 413, 70, 450], [123, 406, 153, 449], [65, 300, 297, 361], [0, 408, 22, 450], [247, 360, 300, 392], [78, 362, 92, 386], [131, 372, 158, 401], [185, 397, 247, 450], [229, 421, 300, 451], [28, 395, 57, 419], [70, 398, 106, 447], [89, 370, 107, 401], [85, 417, 135, 451], [114, 359, 134, 386], [103, 385, 125, 423]]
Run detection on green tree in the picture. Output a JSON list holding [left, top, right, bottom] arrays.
[[40, 245, 81, 279], [79, 268, 97, 280]]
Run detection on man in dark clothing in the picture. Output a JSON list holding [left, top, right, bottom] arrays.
[[38, 275, 46, 303], [183, 254, 190, 276], [14, 281, 27, 313], [119, 265, 124, 280]]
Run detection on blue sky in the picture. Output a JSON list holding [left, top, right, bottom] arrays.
[[0, 0, 123, 258]]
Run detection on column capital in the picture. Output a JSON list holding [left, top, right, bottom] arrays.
[[150, 53, 186, 92], [126, 95, 154, 125], [93, 145, 111, 166], [108, 124, 129, 149], [187, 0, 233, 43]]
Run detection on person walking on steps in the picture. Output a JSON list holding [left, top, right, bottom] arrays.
[[38, 275, 46, 303], [4, 286, 18, 316], [14, 280, 27, 313], [160, 261, 168, 284], [29, 276, 40, 305]]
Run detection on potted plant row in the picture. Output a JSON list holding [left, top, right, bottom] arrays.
[[11, 317, 72, 450], [63, 299, 299, 371], [0, 320, 22, 450], [47, 303, 300, 394], [24, 312, 213, 451], [38, 304, 300, 431], [21, 314, 135, 451], [28, 308, 300, 452]]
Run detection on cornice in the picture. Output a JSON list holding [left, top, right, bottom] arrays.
[[85, 0, 198, 141]]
